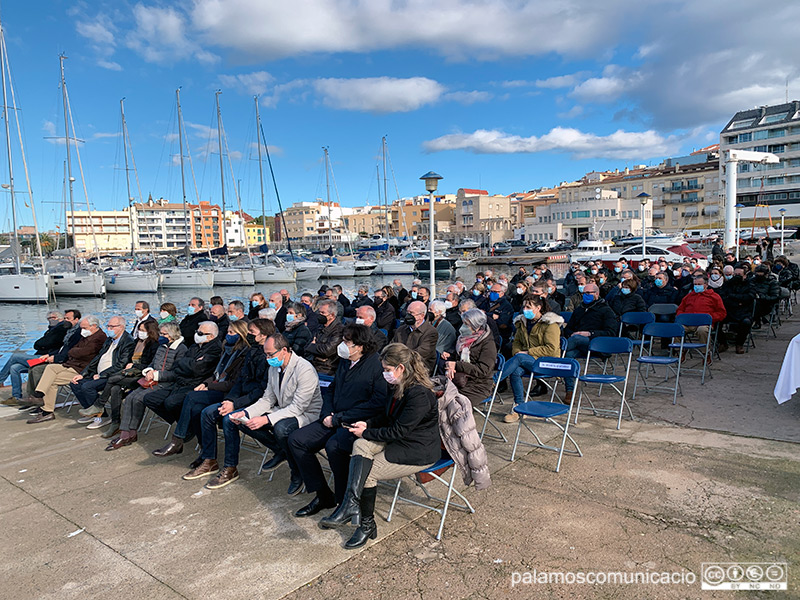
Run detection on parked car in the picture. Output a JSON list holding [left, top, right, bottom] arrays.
[[507, 239, 527, 248], [492, 242, 512, 254], [524, 243, 540, 253]]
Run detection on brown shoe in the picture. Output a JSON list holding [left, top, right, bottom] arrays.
[[26, 411, 55, 424], [152, 437, 184, 457], [105, 433, 137, 451], [18, 396, 44, 408], [183, 459, 220, 480], [735, 345, 745, 354], [1, 396, 20, 406], [503, 411, 519, 423], [206, 466, 239, 489]]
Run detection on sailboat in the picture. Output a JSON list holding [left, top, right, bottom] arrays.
[[160, 88, 214, 289], [50, 55, 105, 298], [371, 137, 413, 275], [104, 98, 158, 293], [0, 20, 50, 302]]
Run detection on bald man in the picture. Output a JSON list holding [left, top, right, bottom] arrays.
[[391, 300, 438, 372]]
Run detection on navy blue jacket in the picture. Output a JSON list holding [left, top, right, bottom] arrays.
[[486, 296, 514, 340], [322, 351, 388, 428], [227, 345, 270, 408]]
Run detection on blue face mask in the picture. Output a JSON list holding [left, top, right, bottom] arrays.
[[267, 356, 283, 368], [523, 309, 535, 320], [286, 313, 295, 323], [775, 264, 783, 271], [614, 267, 622, 273], [225, 334, 239, 345], [411, 291, 418, 299], [621, 288, 632, 295], [268, 301, 276, 309], [655, 279, 665, 288], [724, 274, 733, 280], [251, 300, 260, 308], [228, 314, 238, 322], [158, 335, 169, 345], [578, 285, 585, 293], [582, 293, 595, 304], [472, 289, 480, 297], [489, 291, 500, 302], [186, 305, 196, 315], [693, 284, 704, 294]]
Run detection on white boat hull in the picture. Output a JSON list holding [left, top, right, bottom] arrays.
[[104, 271, 159, 293], [322, 264, 356, 278], [253, 265, 296, 283], [0, 273, 50, 303], [372, 260, 414, 275], [293, 263, 325, 280], [51, 272, 106, 297], [455, 258, 476, 268], [353, 261, 377, 277], [215, 268, 256, 286], [160, 269, 215, 288]]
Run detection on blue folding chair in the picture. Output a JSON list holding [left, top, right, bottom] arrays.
[[619, 311, 655, 349], [432, 350, 442, 376], [510, 357, 582, 472], [476, 354, 507, 442], [670, 313, 713, 384], [576, 337, 634, 430], [560, 311, 573, 326], [631, 322, 685, 405]]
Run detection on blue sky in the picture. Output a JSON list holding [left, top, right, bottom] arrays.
[[1, 1, 798, 231]]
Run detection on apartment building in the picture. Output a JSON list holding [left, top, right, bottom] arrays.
[[245, 221, 270, 247], [390, 196, 454, 240], [720, 100, 800, 219], [66, 209, 132, 252], [452, 188, 513, 246], [343, 205, 391, 236]]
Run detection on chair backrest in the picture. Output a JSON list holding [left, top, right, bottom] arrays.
[[675, 313, 712, 328], [318, 373, 335, 388], [642, 322, 685, 339], [559, 337, 568, 354], [493, 353, 506, 381], [560, 311, 572, 324], [588, 336, 633, 355], [378, 328, 388, 337], [648, 303, 678, 316], [620, 311, 656, 326], [532, 357, 581, 379]]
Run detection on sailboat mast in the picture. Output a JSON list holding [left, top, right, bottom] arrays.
[[254, 96, 268, 260], [120, 98, 135, 259], [214, 90, 227, 264], [0, 22, 18, 273], [324, 147, 332, 262], [382, 136, 389, 250], [59, 55, 77, 270], [175, 88, 190, 251]]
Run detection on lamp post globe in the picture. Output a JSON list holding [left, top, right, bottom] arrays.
[[420, 171, 443, 297]]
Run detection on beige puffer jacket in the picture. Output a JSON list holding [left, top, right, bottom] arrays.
[[436, 377, 491, 491]]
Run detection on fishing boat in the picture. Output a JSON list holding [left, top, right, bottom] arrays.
[[569, 239, 614, 262]]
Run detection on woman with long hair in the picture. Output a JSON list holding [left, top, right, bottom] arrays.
[[158, 302, 177, 324], [319, 343, 440, 549], [248, 292, 267, 320]]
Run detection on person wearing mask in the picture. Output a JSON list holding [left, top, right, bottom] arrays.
[[469, 282, 488, 311], [644, 272, 679, 307], [442, 308, 497, 406], [750, 263, 782, 325], [27, 316, 107, 424], [670, 264, 693, 300], [332, 285, 351, 311], [391, 300, 438, 373], [605, 270, 643, 305], [530, 280, 562, 314], [610, 278, 647, 317], [399, 285, 420, 317], [562, 283, 619, 394], [158, 303, 178, 324], [510, 266, 528, 286], [372, 287, 396, 335], [305, 299, 345, 376], [595, 269, 613, 298], [511, 280, 530, 313], [279, 289, 292, 306], [486, 283, 515, 346], [299, 293, 320, 334], [498, 295, 563, 421], [71, 316, 135, 425], [392, 279, 408, 306], [0, 310, 72, 406], [184, 319, 273, 481], [16, 310, 82, 410], [227, 300, 249, 325], [105, 322, 187, 450], [152, 320, 251, 458], [708, 266, 725, 292], [718, 265, 756, 354], [93, 319, 161, 439], [319, 344, 439, 549], [545, 277, 566, 310], [711, 238, 724, 263], [351, 284, 374, 312], [675, 275, 727, 344], [248, 292, 268, 320], [208, 304, 230, 339], [444, 291, 463, 331], [381, 284, 400, 315], [417, 286, 431, 307], [355, 305, 388, 351], [224, 334, 323, 494], [130, 301, 157, 337], [429, 300, 457, 357], [180, 297, 207, 346], [289, 324, 388, 517], [565, 272, 588, 311], [774, 255, 800, 290], [610, 261, 626, 285], [283, 301, 313, 357], [142, 321, 223, 432], [268, 292, 287, 332]]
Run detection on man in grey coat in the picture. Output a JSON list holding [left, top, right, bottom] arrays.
[[220, 333, 322, 495]]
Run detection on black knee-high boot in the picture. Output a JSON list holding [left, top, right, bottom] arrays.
[[344, 486, 377, 549], [319, 455, 372, 529]]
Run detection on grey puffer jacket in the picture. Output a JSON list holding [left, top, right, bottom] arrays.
[[435, 376, 491, 491]]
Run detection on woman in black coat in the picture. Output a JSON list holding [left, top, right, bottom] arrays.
[[610, 279, 647, 316], [283, 302, 313, 357], [319, 343, 440, 549]]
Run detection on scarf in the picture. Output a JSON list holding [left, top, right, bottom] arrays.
[[284, 316, 304, 331], [456, 327, 489, 363], [709, 276, 723, 289]]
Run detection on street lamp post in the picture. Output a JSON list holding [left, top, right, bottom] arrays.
[[735, 203, 744, 260], [637, 192, 650, 264], [420, 171, 443, 298], [779, 208, 787, 255]]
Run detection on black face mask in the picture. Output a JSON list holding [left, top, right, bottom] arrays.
[[318, 312, 329, 324], [373, 296, 383, 305], [246, 333, 257, 346], [403, 313, 417, 326]]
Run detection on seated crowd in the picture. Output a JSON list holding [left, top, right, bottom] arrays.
[[1, 248, 797, 547]]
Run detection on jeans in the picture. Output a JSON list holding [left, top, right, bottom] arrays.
[[0, 352, 33, 398], [219, 414, 300, 478], [564, 334, 591, 391], [288, 420, 356, 503], [497, 352, 540, 404], [174, 389, 224, 441], [70, 377, 108, 409]]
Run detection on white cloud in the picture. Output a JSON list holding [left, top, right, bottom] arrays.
[[42, 120, 56, 136], [535, 73, 584, 89], [312, 77, 446, 113], [75, 14, 116, 46], [92, 132, 121, 140], [126, 3, 218, 64], [219, 71, 274, 96], [444, 90, 493, 105], [97, 60, 123, 71], [423, 127, 678, 160]]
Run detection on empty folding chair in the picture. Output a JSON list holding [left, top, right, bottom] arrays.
[[476, 354, 507, 442], [510, 357, 583, 472], [631, 322, 685, 405], [619, 311, 655, 349], [671, 313, 713, 384], [576, 336, 634, 429]]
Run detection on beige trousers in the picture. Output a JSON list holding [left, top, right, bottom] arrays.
[[352, 438, 434, 489], [36, 364, 78, 412], [681, 325, 709, 344]]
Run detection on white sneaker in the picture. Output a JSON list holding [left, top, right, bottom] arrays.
[[87, 416, 111, 430]]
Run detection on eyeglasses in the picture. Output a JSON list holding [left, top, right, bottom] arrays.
[[265, 348, 282, 359]]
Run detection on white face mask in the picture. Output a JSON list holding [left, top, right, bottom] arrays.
[[517, 287, 524, 295], [134, 309, 144, 318], [160, 310, 169, 319], [337, 341, 351, 360], [80, 328, 92, 338], [443, 301, 453, 310], [355, 318, 365, 325], [194, 332, 207, 344], [137, 330, 148, 340]]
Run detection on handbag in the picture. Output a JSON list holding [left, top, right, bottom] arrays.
[[137, 377, 156, 389]]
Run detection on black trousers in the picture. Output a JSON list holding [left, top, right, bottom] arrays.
[[143, 385, 193, 424], [288, 420, 357, 503]]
